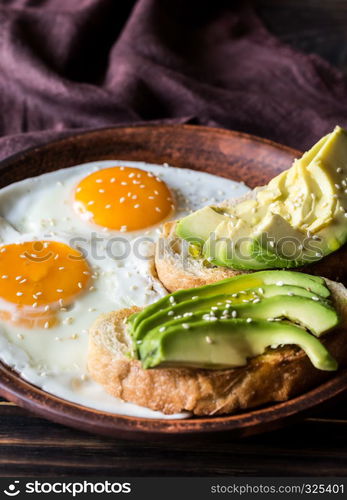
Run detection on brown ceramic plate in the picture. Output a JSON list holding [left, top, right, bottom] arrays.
[[0, 124, 346, 439]]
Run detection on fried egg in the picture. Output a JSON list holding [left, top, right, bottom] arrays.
[[0, 160, 249, 418]]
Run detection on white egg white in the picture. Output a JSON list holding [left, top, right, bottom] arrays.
[[0, 160, 249, 418]]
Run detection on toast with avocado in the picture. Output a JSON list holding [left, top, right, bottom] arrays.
[[155, 127, 347, 292], [88, 271, 347, 416]]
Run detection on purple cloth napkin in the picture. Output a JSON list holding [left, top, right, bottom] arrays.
[[1, 0, 347, 161]]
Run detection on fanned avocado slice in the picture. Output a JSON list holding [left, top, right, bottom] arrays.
[[139, 319, 338, 371], [132, 286, 334, 344], [128, 270, 330, 332]]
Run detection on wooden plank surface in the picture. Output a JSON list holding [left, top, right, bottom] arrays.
[[1, 396, 347, 476], [2, 0, 347, 477]]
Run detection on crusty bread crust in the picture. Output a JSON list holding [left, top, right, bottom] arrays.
[[88, 280, 347, 416], [155, 189, 347, 293]]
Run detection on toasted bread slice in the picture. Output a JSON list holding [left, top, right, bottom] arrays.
[[155, 190, 347, 292], [88, 279, 347, 416]]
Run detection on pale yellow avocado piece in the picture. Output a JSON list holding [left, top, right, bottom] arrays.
[[179, 126, 347, 270], [254, 212, 315, 260], [255, 126, 347, 235], [204, 219, 254, 267]]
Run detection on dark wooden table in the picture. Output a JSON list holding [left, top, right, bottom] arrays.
[[2, 0, 347, 477]]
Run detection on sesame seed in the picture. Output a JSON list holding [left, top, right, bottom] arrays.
[[120, 225, 128, 232], [148, 196, 154, 200], [169, 296, 176, 304], [44, 305, 50, 311], [267, 318, 275, 322], [140, 185, 145, 188], [154, 190, 159, 195], [155, 207, 161, 212], [337, 167, 342, 173], [246, 318, 252, 323], [128, 173, 135, 178], [258, 288, 264, 294], [32, 302, 38, 308], [98, 188, 105, 193], [276, 281, 284, 286], [168, 311, 174, 316], [87, 201, 95, 205], [16, 292, 23, 296], [159, 327, 166, 332], [77, 282, 83, 289], [95, 179, 103, 183], [1, 275, 8, 279], [0, 248, 6, 253], [56, 289, 63, 293], [288, 292, 294, 296], [110, 177, 116, 183], [182, 323, 190, 329], [312, 296, 320, 301], [132, 195, 138, 200], [232, 310, 237, 318], [121, 182, 128, 186], [17, 334, 24, 340], [105, 204, 112, 209], [134, 204, 140, 209], [44, 321, 50, 329], [192, 296, 199, 300], [253, 298, 260, 303], [205, 336, 213, 344], [211, 306, 218, 311], [119, 197, 125, 203], [58, 267, 65, 271], [89, 286, 95, 291]]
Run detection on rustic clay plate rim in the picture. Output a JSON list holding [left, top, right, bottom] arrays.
[[0, 123, 345, 438]]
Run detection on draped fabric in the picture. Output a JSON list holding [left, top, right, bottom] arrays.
[[1, 0, 347, 160]]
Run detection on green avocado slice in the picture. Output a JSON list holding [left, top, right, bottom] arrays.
[[139, 319, 338, 371], [176, 206, 229, 244], [132, 286, 334, 344], [128, 271, 330, 331]]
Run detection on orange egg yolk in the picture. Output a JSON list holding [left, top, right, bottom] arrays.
[[73, 166, 174, 231], [0, 241, 91, 329]]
